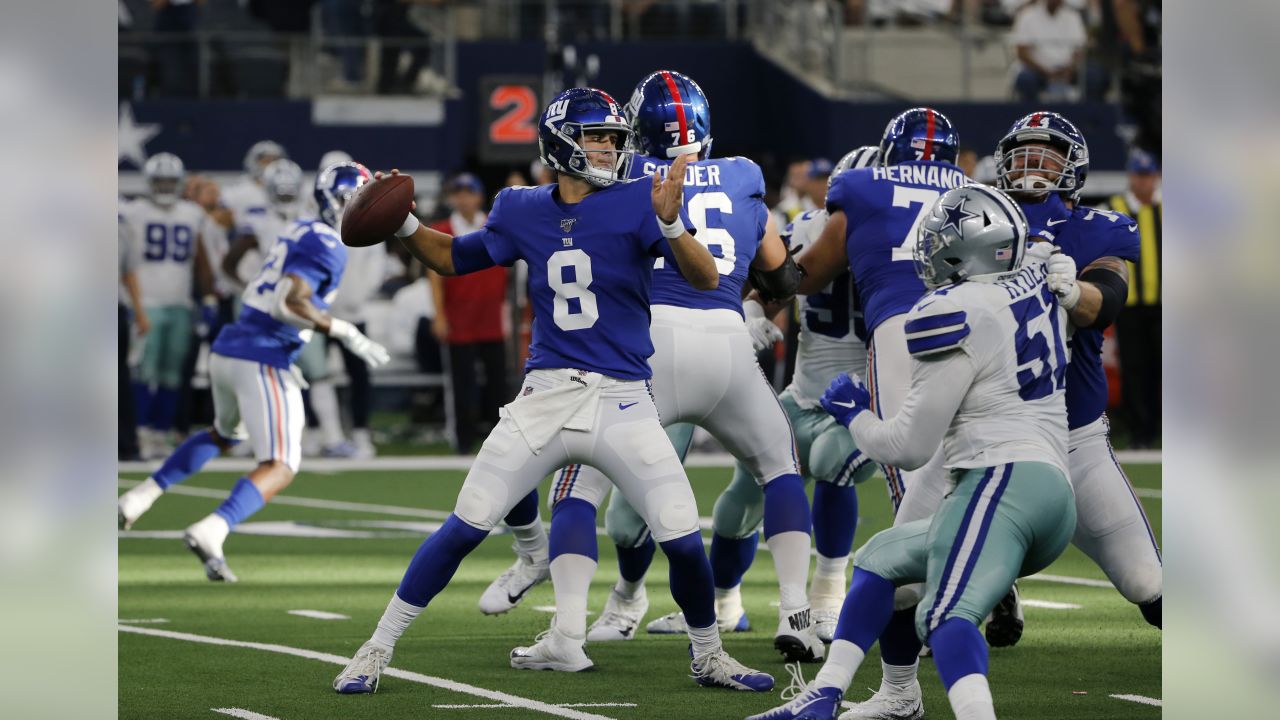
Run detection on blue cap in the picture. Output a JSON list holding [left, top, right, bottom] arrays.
[[446, 172, 484, 194], [807, 158, 834, 178], [1127, 149, 1159, 174]]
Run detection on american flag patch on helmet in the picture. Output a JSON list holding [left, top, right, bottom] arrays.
[[995, 246, 1013, 261]]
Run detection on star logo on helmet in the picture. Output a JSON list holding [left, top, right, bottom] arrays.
[[938, 196, 978, 234], [560, 218, 578, 233]]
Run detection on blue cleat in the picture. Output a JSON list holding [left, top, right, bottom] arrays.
[[333, 640, 391, 694], [690, 646, 775, 691], [745, 685, 843, 720]]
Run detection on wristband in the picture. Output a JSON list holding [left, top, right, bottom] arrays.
[[657, 215, 686, 240], [395, 213, 421, 238]]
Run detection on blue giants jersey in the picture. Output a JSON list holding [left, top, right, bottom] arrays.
[[456, 180, 687, 380], [212, 219, 347, 369], [826, 160, 970, 335], [628, 156, 769, 314], [1021, 193, 1139, 429]]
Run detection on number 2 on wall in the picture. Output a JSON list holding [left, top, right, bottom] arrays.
[[489, 85, 538, 144]]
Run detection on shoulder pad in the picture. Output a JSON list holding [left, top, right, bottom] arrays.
[[904, 295, 970, 357]]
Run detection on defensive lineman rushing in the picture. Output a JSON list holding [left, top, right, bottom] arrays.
[[496, 70, 821, 667], [749, 184, 1076, 720], [116, 162, 392, 580], [333, 87, 774, 694]]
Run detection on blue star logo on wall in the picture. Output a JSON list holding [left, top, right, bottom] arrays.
[[938, 196, 978, 234]]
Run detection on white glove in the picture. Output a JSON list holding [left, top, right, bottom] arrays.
[[744, 299, 784, 353], [328, 318, 392, 368], [1045, 249, 1081, 310]]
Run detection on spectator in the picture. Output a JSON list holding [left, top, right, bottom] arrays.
[[956, 146, 979, 177], [372, 0, 443, 95], [529, 158, 555, 185], [801, 157, 833, 210], [1010, 0, 1106, 101], [775, 159, 824, 222], [1108, 149, 1161, 448], [320, 0, 369, 89], [152, 0, 203, 97], [427, 173, 509, 454]]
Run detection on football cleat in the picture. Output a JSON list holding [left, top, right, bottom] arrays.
[[746, 664, 842, 720], [183, 515, 237, 582], [117, 479, 163, 531], [510, 627, 594, 672], [587, 587, 649, 642], [775, 605, 826, 663], [646, 607, 750, 635], [478, 550, 550, 615], [333, 640, 392, 694], [984, 583, 1024, 647], [690, 647, 774, 692], [838, 681, 924, 720]]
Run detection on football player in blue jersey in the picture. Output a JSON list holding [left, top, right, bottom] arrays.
[[116, 163, 391, 582], [333, 87, 775, 695], [489, 70, 820, 667]]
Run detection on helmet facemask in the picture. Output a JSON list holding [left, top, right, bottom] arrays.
[[998, 142, 1075, 199], [546, 124, 635, 188]]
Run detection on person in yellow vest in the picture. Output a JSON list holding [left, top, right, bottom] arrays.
[[1109, 149, 1161, 447]]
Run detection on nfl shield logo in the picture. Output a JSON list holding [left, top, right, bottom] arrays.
[[561, 218, 578, 233]]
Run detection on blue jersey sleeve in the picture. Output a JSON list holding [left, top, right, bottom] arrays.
[[1097, 212, 1141, 263], [283, 225, 344, 291], [733, 157, 770, 243], [462, 188, 520, 267], [903, 295, 971, 357]]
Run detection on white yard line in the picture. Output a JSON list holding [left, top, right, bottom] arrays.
[[118, 618, 169, 624], [119, 625, 618, 720], [212, 709, 282, 720], [118, 478, 452, 520], [1110, 694, 1162, 707], [1021, 599, 1082, 610], [1025, 573, 1114, 589], [432, 703, 638, 710], [120, 449, 1160, 475], [287, 610, 350, 621], [1133, 487, 1161, 499]]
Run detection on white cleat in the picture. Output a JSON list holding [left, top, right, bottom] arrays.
[[334, 640, 392, 694], [587, 588, 649, 642], [510, 627, 594, 672], [118, 478, 164, 530], [183, 515, 237, 582], [690, 647, 775, 692], [813, 608, 840, 644], [478, 550, 550, 615], [774, 605, 826, 663], [646, 605, 750, 635], [839, 681, 924, 720]]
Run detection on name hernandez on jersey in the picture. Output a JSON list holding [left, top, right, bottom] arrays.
[[628, 155, 769, 315], [121, 198, 213, 307], [1020, 193, 1139, 430], [450, 178, 691, 380], [902, 258, 1069, 475], [783, 208, 868, 409], [212, 219, 347, 370], [827, 160, 970, 336]]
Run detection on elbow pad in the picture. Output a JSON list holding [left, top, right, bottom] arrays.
[[269, 276, 316, 330], [748, 253, 803, 304], [1080, 267, 1127, 330]]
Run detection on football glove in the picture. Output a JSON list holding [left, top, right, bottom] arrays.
[[329, 318, 392, 368], [1045, 249, 1081, 310], [744, 299, 783, 353], [820, 372, 871, 428]]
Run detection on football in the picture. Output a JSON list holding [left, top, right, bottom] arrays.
[[340, 173, 415, 247]]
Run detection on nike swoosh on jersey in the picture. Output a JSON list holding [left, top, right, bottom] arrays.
[[1046, 218, 1069, 226], [618, 402, 639, 410]]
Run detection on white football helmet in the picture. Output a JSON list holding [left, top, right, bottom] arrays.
[[243, 140, 287, 181], [263, 158, 304, 210], [143, 152, 185, 207]]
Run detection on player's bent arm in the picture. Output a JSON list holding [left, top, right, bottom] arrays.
[[1069, 256, 1128, 329], [668, 229, 719, 290], [271, 273, 333, 333], [794, 209, 848, 296], [848, 351, 975, 469], [221, 234, 258, 286], [123, 270, 150, 335], [194, 234, 215, 298], [396, 219, 457, 276], [748, 213, 802, 304]]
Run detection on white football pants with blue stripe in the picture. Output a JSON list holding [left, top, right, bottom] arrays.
[[209, 353, 304, 472]]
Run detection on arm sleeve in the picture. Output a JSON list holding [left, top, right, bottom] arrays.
[[848, 350, 976, 469], [902, 295, 975, 358], [451, 230, 500, 274], [464, 188, 519, 268]]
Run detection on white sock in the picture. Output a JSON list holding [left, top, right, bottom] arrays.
[[371, 593, 423, 651], [714, 584, 743, 617], [614, 577, 645, 599], [814, 553, 849, 581], [883, 659, 920, 687], [687, 621, 721, 657], [352, 427, 373, 446], [128, 477, 165, 505], [766, 530, 811, 609], [947, 674, 996, 720], [550, 553, 595, 638], [188, 514, 230, 554], [814, 639, 865, 691], [310, 379, 346, 447], [511, 520, 549, 565]]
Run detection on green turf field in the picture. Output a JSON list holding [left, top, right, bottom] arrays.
[[118, 463, 1161, 720]]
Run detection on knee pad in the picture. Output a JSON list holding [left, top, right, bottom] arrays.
[[811, 425, 875, 486], [605, 491, 651, 548], [453, 471, 510, 531], [1116, 563, 1164, 607], [896, 583, 925, 612], [639, 480, 699, 543], [711, 467, 765, 540]]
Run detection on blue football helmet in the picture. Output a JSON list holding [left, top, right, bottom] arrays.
[[626, 70, 713, 161], [879, 107, 959, 166], [538, 87, 633, 188], [994, 111, 1090, 203], [314, 161, 372, 228]]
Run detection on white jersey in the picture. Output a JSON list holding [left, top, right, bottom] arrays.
[[220, 178, 269, 237], [235, 205, 300, 283], [902, 260, 1070, 474], [784, 209, 869, 408], [120, 197, 210, 307]]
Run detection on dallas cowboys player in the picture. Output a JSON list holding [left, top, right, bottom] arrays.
[[499, 70, 818, 666], [749, 184, 1075, 720], [332, 87, 774, 695], [116, 162, 391, 581], [684, 145, 881, 646]]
